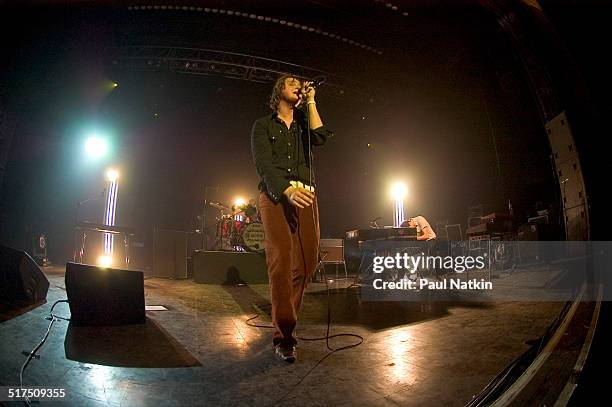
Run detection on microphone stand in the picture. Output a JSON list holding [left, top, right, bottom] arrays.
[[202, 185, 220, 250]]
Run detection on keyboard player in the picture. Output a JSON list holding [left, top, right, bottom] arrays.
[[347, 217, 435, 283], [400, 216, 437, 241]]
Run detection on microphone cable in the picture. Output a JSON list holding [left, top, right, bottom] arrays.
[[18, 299, 70, 407], [302, 80, 363, 350]]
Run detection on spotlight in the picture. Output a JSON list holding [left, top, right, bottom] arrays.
[[97, 255, 112, 268], [85, 136, 108, 160], [391, 182, 408, 200], [105, 168, 120, 182]]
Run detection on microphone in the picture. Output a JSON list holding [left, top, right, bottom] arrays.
[[297, 76, 326, 107], [369, 216, 382, 228], [310, 75, 326, 88]]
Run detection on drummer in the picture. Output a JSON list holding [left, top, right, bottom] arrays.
[[231, 198, 259, 223], [244, 198, 259, 223], [231, 203, 246, 222]]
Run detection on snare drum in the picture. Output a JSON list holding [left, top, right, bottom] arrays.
[[240, 222, 265, 252]]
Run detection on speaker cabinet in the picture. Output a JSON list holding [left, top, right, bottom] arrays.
[[153, 228, 187, 279], [546, 111, 589, 240], [0, 245, 49, 305], [65, 262, 145, 326]]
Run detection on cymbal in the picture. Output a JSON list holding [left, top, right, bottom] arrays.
[[209, 202, 229, 210]]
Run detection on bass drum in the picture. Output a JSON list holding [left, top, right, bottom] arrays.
[[241, 222, 265, 252]]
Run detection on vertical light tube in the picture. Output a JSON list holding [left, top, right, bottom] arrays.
[[109, 181, 118, 255], [103, 181, 112, 255], [394, 198, 404, 227], [110, 181, 118, 226], [103, 178, 119, 258]]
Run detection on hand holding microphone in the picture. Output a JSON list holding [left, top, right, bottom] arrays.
[[300, 75, 326, 102], [300, 81, 316, 102]]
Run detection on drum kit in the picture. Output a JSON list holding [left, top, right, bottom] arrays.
[[209, 201, 265, 252]]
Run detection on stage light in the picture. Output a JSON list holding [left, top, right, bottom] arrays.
[[390, 181, 408, 227], [112, 82, 118, 88], [391, 182, 408, 200], [97, 255, 112, 268], [105, 168, 120, 182], [103, 169, 120, 259], [85, 136, 108, 160]]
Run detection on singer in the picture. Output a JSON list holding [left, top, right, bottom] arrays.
[[251, 75, 333, 362]]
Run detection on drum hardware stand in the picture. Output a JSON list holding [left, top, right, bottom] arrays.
[[203, 185, 220, 250]]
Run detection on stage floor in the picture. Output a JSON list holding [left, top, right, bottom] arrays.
[[0, 266, 565, 406]]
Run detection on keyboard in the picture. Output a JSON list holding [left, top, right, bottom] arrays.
[[76, 221, 135, 235], [345, 227, 417, 241]]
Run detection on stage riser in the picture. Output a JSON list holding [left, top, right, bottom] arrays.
[[193, 251, 268, 284]]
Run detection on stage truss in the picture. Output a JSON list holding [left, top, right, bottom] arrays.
[[104, 45, 379, 104]]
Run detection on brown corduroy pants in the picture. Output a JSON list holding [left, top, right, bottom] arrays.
[[258, 191, 319, 346]]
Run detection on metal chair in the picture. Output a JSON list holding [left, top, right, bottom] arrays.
[[316, 238, 348, 281]]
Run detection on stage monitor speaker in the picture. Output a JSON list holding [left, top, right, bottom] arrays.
[[65, 262, 145, 326], [0, 245, 49, 305], [193, 250, 268, 284]]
